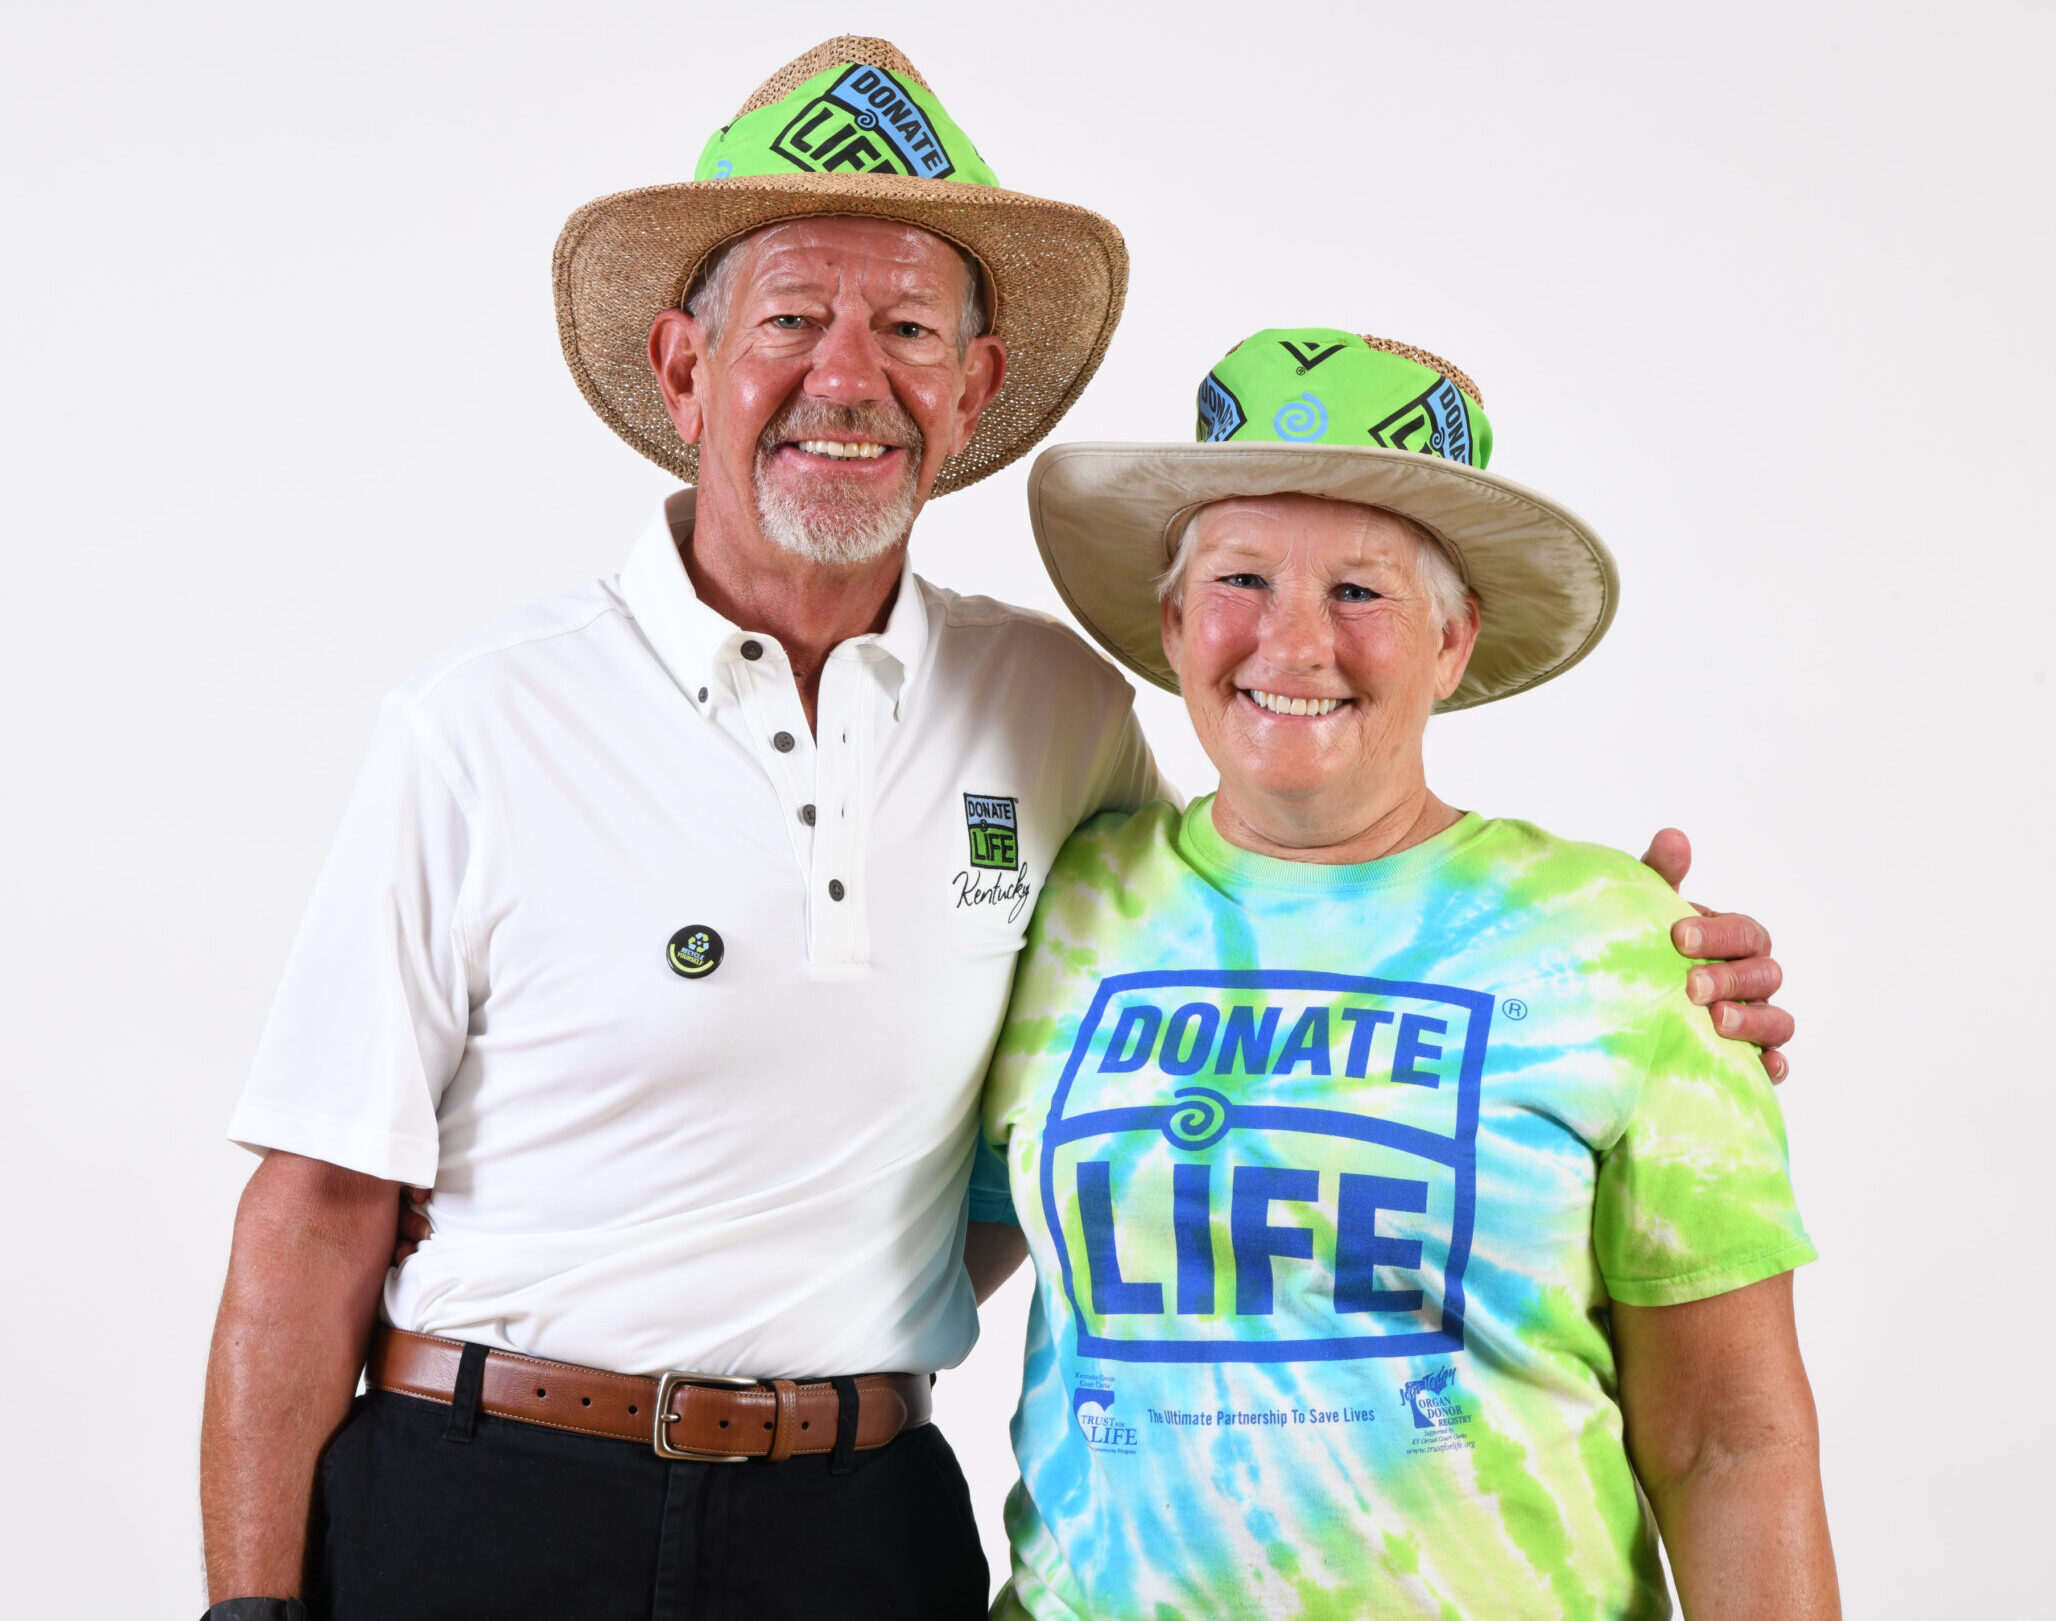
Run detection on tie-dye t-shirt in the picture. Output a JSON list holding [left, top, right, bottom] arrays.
[[976, 798, 1814, 1620]]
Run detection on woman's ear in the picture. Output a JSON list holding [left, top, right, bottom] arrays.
[[1434, 592, 1482, 700], [1159, 588, 1186, 677], [647, 309, 706, 445]]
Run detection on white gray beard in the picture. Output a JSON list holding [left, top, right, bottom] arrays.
[[752, 466, 916, 566]]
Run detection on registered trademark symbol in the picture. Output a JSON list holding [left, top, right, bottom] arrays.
[[1502, 998, 1528, 1020]]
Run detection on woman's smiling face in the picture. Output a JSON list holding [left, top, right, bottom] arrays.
[[1160, 494, 1479, 849]]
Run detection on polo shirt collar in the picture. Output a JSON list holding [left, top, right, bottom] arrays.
[[868, 548, 931, 695], [619, 490, 930, 715]]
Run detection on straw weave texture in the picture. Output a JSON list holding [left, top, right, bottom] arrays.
[[1360, 334, 1484, 406], [734, 36, 930, 116]]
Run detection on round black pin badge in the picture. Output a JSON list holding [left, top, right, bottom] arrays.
[[666, 925, 725, 979]]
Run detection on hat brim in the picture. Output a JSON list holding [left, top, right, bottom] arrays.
[[553, 173, 1128, 496], [1027, 443, 1619, 711]]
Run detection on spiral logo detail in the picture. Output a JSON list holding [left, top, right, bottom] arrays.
[[857, 111, 878, 129], [1162, 1087, 1233, 1151], [1272, 392, 1329, 442], [712, 159, 733, 179]]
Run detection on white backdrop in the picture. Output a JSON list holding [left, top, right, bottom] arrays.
[[3, 1, 2049, 1612]]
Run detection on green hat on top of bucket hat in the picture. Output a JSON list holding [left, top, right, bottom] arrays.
[[1027, 327, 1618, 711], [553, 35, 1128, 497]]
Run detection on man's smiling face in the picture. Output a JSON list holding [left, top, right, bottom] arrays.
[[652, 215, 1005, 566]]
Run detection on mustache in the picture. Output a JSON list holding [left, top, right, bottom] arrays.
[[756, 396, 924, 460]]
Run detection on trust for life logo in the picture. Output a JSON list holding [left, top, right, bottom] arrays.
[[1071, 1380, 1138, 1454]]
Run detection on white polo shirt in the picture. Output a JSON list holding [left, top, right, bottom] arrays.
[[230, 492, 1164, 1379]]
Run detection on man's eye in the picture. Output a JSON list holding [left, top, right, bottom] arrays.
[[770, 314, 807, 330], [1336, 583, 1381, 603], [892, 321, 928, 339]]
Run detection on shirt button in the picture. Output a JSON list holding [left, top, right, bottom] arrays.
[[697, 687, 708, 703], [773, 731, 795, 753], [828, 879, 846, 902], [800, 804, 816, 826], [740, 639, 763, 661]]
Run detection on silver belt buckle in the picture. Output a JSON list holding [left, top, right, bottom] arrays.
[[652, 1370, 759, 1461]]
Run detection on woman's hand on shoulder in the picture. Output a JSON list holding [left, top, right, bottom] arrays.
[[392, 1187, 432, 1264], [1641, 828, 1795, 1082]]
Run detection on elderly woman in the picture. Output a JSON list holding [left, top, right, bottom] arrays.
[[975, 331, 1837, 1619]]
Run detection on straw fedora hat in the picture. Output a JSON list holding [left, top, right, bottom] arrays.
[[1028, 328, 1620, 711], [553, 35, 1129, 496]]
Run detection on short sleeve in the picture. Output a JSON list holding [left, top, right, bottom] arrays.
[[1594, 988, 1817, 1307], [968, 1133, 1019, 1226], [227, 696, 476, 1185], [1088, 702, 1177, 817]]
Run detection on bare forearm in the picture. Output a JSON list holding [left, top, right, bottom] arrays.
[[965, 1219, 1028, 1304], [1643, 1441, 1839, 1621], [201, 1155, 398, 1601]]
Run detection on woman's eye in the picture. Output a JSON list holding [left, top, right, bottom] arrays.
[[1336, 583, 1381, 603], [1219, 573, 1268, 590]]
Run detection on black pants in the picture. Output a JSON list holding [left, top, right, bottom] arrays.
[[309, 1388, 989, 1620]]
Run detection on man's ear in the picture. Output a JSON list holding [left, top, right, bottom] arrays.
[[648, 309, 707, 446], [1159, 588, 1186, 675], [946, 335, 1008, 457], [1434, 592, 1482, 701]]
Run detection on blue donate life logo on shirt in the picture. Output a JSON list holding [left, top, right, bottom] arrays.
[[1038, 969, 1490, 1364]]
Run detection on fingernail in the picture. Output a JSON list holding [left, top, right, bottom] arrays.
[[1678, 923, 1704, 955], [1687, 969, 1713, 1004], [1718, 1004, 1741, 1034]]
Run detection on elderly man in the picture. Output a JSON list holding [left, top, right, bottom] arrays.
[[198, 36, 1793, 1621]]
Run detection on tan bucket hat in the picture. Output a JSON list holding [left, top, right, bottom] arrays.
[[553, 36, 1130, 496], [1028, 328, 1619, 711]]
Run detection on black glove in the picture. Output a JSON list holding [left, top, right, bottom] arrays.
[[200, 1601, 310, 1621]]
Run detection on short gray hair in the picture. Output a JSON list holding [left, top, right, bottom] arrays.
[[684, 223, 990, 354], [1156, 501, 1474, 628]]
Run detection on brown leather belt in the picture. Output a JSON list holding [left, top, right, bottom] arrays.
[[368, 1326, 930, 1462]]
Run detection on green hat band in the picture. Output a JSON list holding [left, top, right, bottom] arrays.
[[1195, 328, 1495, 470], [694, 62, 1000, 188]]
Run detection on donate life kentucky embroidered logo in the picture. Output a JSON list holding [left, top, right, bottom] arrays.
[[964, 794, 1020, 870], [1037, 968, 1492, 1365], [771, 66, 957, 178]]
